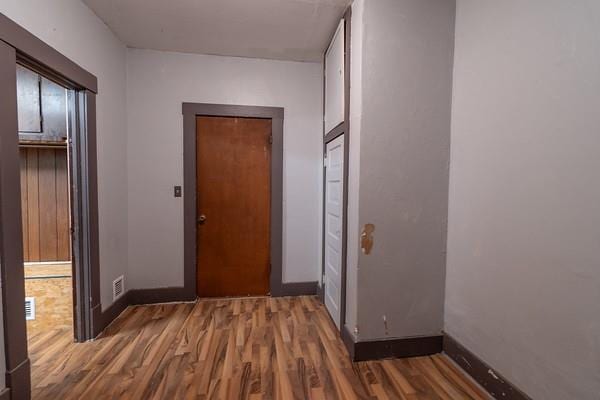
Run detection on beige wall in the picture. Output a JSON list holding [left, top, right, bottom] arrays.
[[446, 1, 600, 399], [0, 0, 128, 311]]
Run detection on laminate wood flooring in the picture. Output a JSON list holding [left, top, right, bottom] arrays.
[[29, 296, 489, 399]]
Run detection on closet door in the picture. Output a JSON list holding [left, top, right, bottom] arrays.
[[324, 134, 344, 328], [324, 20, 345, 134]]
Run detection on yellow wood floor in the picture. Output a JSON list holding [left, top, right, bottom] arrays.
[[29, 296, 489, 399]]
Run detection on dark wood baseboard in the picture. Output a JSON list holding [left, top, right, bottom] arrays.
[[273, 281, 318, 297], [341, 324, 356, 359], [316, 283, 324, 303], [128, 287, 196, 305], [443, 334, 531, 400], [91, 292, 130, 338], [5, 358, 30, 400], [341, 329, 443, 362], [0, 388, 10, 400], [353, 335, 443, 362]]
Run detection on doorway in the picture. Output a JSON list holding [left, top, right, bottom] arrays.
[[182, 103, 285, 299], [196, 116, 271, 297], [324, 134, 345, 328], [16, 64, 75, 343], [0, 17, 101, 398]]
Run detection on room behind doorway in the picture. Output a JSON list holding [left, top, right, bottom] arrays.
[[17, 64, 74, 340]]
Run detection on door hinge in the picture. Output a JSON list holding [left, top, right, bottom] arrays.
[[268, 135, 273, 144], [323, 156, 327, 168]]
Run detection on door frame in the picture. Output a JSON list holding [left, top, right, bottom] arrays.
[[321, 7, 351, 331], [0, 13, 102, 399], [182, 103, 286, 297]]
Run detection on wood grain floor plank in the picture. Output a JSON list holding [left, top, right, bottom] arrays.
[[30, 296, 489, 400]]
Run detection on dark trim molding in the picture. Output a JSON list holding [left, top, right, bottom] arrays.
[[316, 283, 325, 303], [341, 329, 443, 362], [0, 40, 31, 400], [129, 287, 196, 305], [0, 388, 10, 400], [323, 122, 345, 143], [0, 13, 98, 93], [353, 335, 443, 362], [183, 102, 285, 299], [341, 325, 356, 359], [91, 293, 129, 339], [5, 358, 30, 400], [444, 334, 532, 400], [278, 281, 318, 297]]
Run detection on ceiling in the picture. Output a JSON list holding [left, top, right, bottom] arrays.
[[83, 0, 351, 62]]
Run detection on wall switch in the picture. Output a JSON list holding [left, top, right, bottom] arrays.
[[174, 186, 182, 198]]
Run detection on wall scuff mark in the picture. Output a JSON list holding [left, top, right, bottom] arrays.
[[360, 223, 375, 255]]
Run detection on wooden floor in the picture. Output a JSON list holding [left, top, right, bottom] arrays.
[[29, 296, 489, 399]]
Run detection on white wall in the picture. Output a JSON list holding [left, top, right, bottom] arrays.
[[446, 1, 600, 399], [126, 49, 323, 289], [344, 0, 364, 335], [0, 0, 128, 311]]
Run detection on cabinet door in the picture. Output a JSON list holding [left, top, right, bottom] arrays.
[[324, 20, 345, 134], [41, 77, 68, 141], [16, 65, 41, 133]]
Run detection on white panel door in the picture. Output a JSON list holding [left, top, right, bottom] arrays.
[[324, 20, 345, 134], [324, 134, 344, 328]]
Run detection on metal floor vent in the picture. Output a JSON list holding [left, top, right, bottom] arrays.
[[25, 297, 36, 320], [113, 275, 125, 301]]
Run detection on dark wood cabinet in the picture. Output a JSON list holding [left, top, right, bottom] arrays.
[[17, 64, 67, 144]]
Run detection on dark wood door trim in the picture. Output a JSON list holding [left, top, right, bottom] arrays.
[[0, 14, 103, 399], [0, 39, 31, 400], [183, 103, 289, 297], [0, 13, 97, 93]]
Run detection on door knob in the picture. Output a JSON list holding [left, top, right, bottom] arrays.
[[198, 214, 207, 224]]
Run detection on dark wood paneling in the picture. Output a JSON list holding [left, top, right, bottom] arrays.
[[38, 148, 58, 260], [444, 334, 533, 400], [20, 147, 70, 262], [196, 116, 271, 297], [56, 152, 70, 261], [20, 151, 29, 259]]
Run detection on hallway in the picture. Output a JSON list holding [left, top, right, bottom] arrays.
[[29, 296, 487, 399]]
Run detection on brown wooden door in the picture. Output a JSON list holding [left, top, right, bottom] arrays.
[[196, 116, 271, 297]]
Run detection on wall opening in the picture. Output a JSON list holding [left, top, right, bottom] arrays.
[[16, 64, 75, 343]]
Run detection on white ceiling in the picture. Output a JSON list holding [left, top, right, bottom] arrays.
[[83, 0, 351, 62]]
